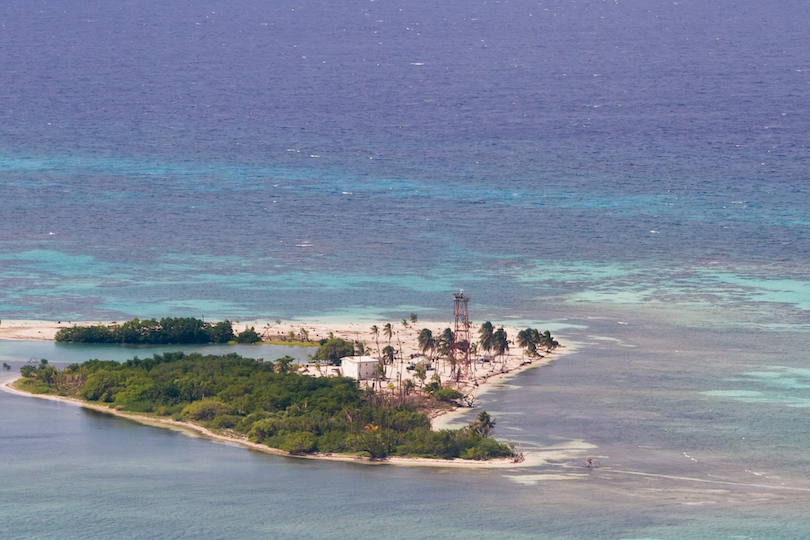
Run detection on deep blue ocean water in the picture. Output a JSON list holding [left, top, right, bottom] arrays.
[[2, 0, 810, 537]]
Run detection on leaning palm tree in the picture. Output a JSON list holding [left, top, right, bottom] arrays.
[[417, 328, 435, 359], [437, 327, 454, 376], [529, 328, 541, 347], [383, 323, 393, 346], [370, 325, 380, 355], [407, 313, 419, 347], [516, 328, 532, 359]]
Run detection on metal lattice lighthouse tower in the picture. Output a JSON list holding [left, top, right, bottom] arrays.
[[452, 289, 472, 380]]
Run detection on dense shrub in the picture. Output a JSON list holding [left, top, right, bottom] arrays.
[[433, 388, 464, 403], [236, 326, 262, 343], [279, 432, 316, 454], [55, 318, 235, 344], [182, 399, 234, 421], [209, 415, 240, 429]]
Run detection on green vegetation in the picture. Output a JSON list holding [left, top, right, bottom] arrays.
[[516, 328, 559, 357], [55, 318, 236, 344], [312, 338, 356, 365], [15, 352, 515, 461], [236, 326, 262, 344], [431, 387, 464, 402], [262, 340, 319, 347]]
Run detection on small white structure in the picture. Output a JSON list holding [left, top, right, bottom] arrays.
[[407, 355, 431, 371], [340, 356, 381, 380]]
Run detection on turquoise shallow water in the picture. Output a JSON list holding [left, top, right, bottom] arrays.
[[2, 0, 810, 536]]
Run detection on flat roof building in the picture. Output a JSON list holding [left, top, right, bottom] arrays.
[[340, 356, 381, 380]]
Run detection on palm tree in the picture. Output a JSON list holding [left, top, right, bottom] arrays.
[[372, 363, 386, 392], [469, 411, 496, 439], [403, 378, 415, 396], [407, 313, 419, 349], [383, 323, 393, 346], [459, 340, 476, 374], [370, 325, 380, 355], [437, 327, 454, 376], [447, 350, 459, 381], [526, 328, 542, 357], [413, 364, 428, 389], [516, 328, 531, 359], [396, 331, 404, 363], [438, 328, 454, 355], [479, 321, 494, 358], [540, 330, 559, 352], [492, 327, 509, 370], [517, 328, 541, 359], [382, 345, 395, 365], [417, 328, 435, 359]]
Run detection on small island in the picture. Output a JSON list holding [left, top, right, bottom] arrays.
[[5, 315, 560, 465]]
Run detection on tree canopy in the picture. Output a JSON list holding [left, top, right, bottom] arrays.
[[312, 338, 356, 365], [55, 318, 236, 344]]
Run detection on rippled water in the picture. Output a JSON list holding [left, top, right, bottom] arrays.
[[1, 0, 810, 537]]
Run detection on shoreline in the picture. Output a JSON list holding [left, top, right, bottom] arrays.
[[1, 376, 531, 468], [0, 318, 565, 467]]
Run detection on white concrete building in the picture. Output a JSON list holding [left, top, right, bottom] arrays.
[[340, 356, 381, 380]]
